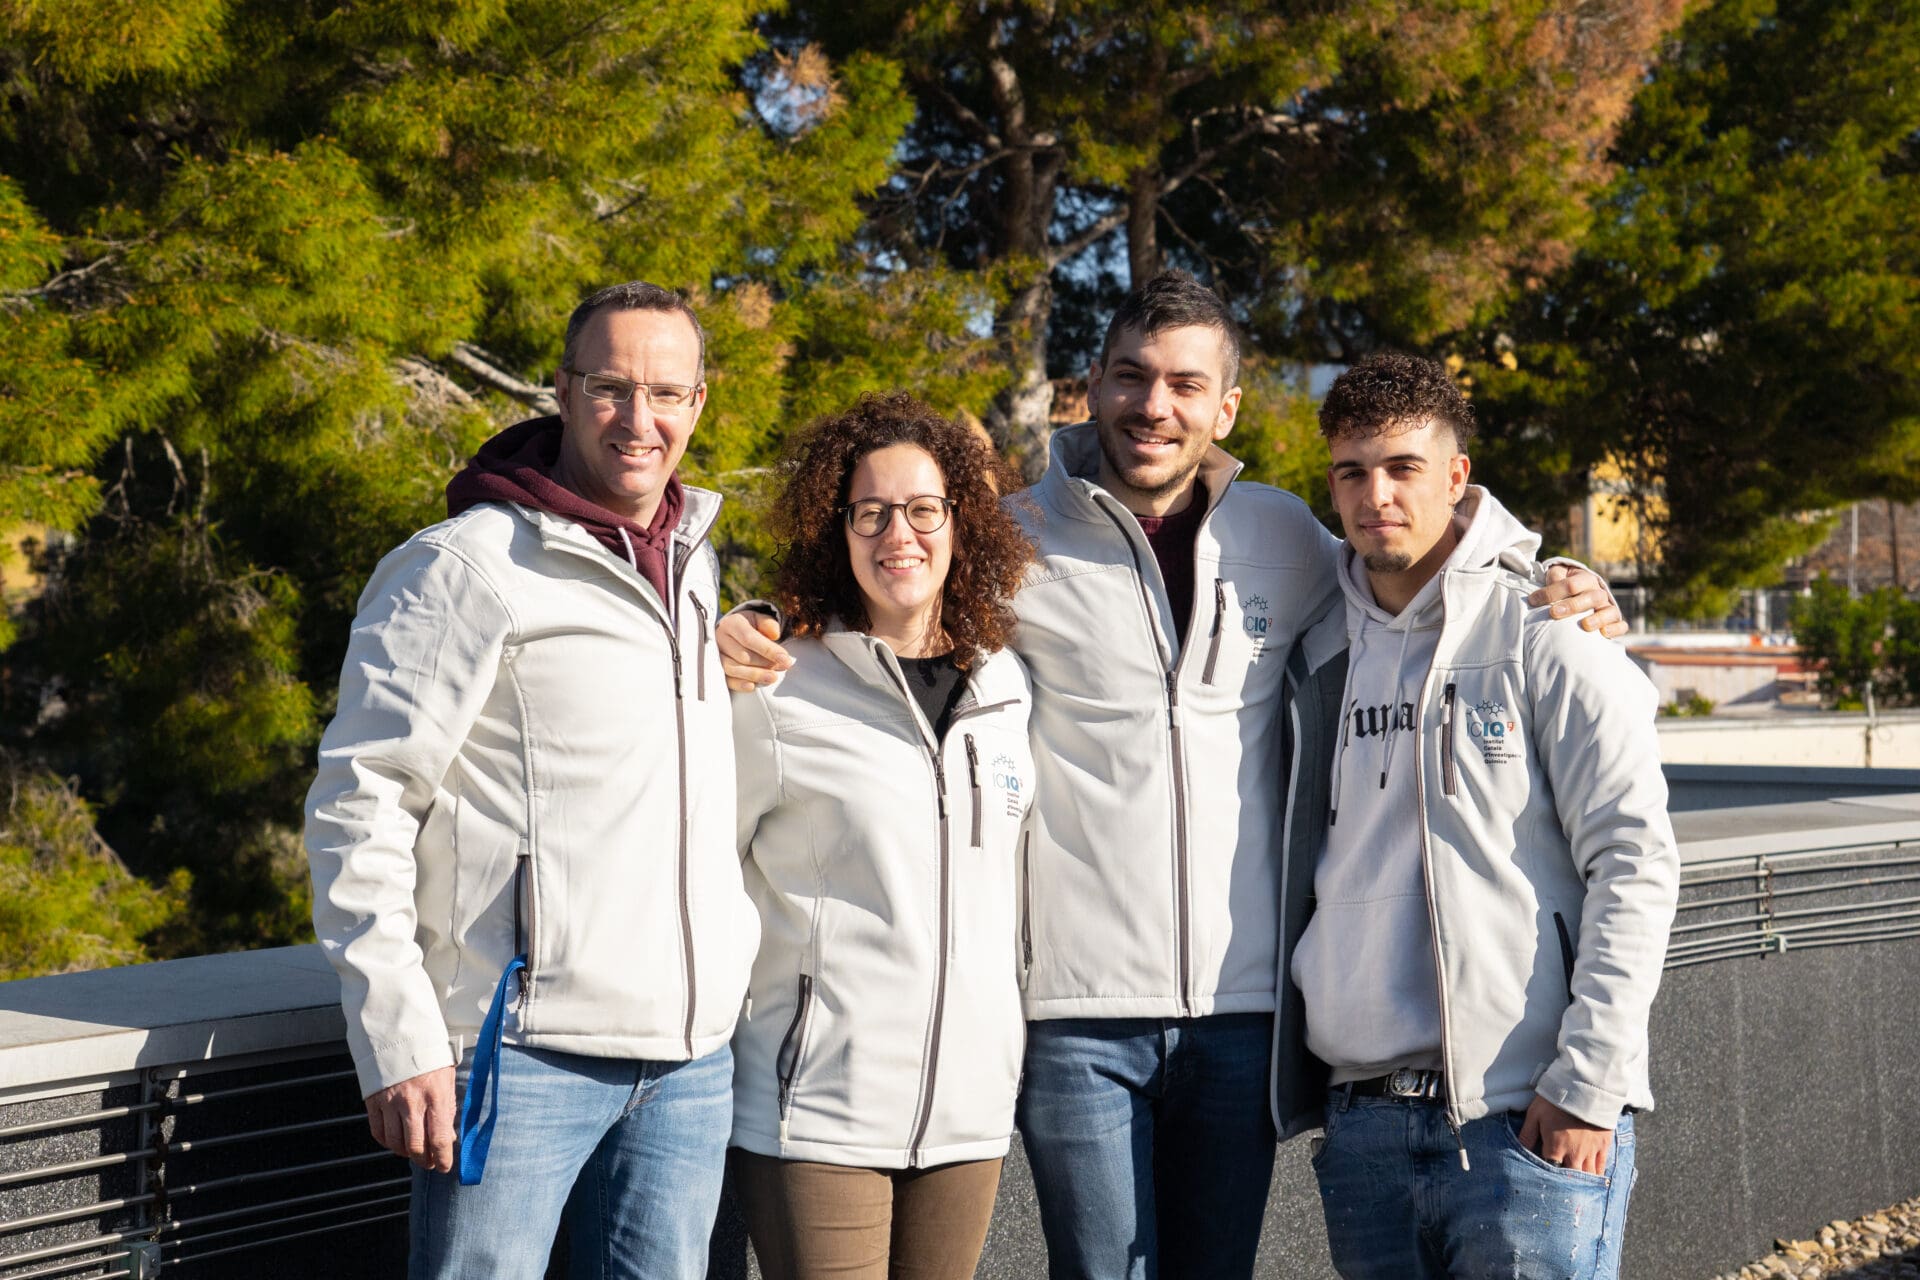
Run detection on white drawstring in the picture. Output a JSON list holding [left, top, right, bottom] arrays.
[[616, 526, 638, 571], [1378, 620, 1416, 790]]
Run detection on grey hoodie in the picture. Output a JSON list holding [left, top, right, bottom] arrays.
[[1284, 487, 1678, 1135]]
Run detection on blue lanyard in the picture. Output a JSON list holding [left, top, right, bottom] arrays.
[[456, 955, 526, 1186]]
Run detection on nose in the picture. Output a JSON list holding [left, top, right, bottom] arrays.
[[1367, 469, 1395, 507], [879, 506, 917, 541], [1140, 378, 1173, 420]]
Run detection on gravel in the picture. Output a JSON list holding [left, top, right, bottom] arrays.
[[1707, 1196, 1920, 1279]]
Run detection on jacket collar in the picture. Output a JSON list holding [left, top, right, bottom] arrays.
[[1034, 422, 1244, 529], [516, 482, 721, 563], [820, 622, 1026, 725]]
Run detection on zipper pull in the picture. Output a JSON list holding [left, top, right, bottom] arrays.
[[1447, 1112, 1471, 1171], [966, 736, 980, 786], [670, 644, 684, 699], [1211, 579, 1225, 635], [935, 764, 949, 820]]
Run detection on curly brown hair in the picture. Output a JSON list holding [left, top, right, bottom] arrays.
[[1318, 350, 1477, 447], [772, 392, 1031, 667]]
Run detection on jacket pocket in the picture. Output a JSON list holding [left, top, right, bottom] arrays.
[[1019, 830, 1034, 987], [515, 854, 539, 1009], [965, 734, 983, 848], [1553, 911, 1576, 1000], [1441, 682, 1459, 797], [691, 596, 710, 702], [1202, 578, 1226, 685], [775, 973, 816, 1124]]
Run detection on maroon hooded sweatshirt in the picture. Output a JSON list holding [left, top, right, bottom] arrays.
[[445, 415, 685, 606]]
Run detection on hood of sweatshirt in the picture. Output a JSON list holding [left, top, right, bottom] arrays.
[[1329, 485, 1540, 813], [445, 415, 685, 601]]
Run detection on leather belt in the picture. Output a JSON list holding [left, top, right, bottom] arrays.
[[1347, 1068, 1445, 1101]]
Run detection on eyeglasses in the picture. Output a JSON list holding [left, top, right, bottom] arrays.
[[842, 496, 955, 537], [565, 368, 703, 415]]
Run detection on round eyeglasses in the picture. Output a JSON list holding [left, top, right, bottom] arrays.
[[842, 496, 955, 537]]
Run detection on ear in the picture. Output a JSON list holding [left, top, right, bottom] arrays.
[[1212, 385, 1243, 442], [554, 367, 573, 424], [1448, 452, 1471, 503], [1085, 360, 1104, 420], [686, 380, 708, 430]]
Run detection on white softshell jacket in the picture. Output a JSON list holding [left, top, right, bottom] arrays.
[[730, 628, 1035, 1168], [305, 496, 759, 1097]]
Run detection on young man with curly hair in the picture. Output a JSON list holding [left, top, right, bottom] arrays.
[[1281, 352, 1678, 1279]]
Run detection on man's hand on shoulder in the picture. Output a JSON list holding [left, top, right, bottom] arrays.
[[718, 611, 794, 692], [1529, 563, 1627, 639], [366, 1066, 457, 1173], [1518, 1094, 1613, 1176]]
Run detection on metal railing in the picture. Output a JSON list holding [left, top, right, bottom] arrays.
[[1665, 839, 1920, 969], [0, 1049, 405, 1279]]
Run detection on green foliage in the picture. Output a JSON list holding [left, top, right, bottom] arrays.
[[0, 760, 190, 979], [0, 0, 938, 965], [1467, 0, 1920, 616], [1223, 360, 1334, 526], [1790, 576, 1920, 708], [1660, 691, 1717, 717]]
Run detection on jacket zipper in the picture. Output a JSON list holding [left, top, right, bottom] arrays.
[[1019, 830, 1034, 986], [540, 516, 714, 1055], [905, 747, 952, 1165], [1412, 596, 1469, 1169], [879, 656, 964, 1168], [775, 972, 816, 1143], [1441, 683, 1459, 797], [1094, 503, 1196, 1016], [1202, 578, 1226, 685], [966, 734, 983, 847], [668, 534, 705, 1057], [515, 853, 539, 1010], [691, 596, 710, 702]]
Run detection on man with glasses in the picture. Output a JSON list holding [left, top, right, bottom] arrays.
[[305, 281, 759, 1278]]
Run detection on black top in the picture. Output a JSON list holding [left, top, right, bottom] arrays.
[[1135, 484, 1207, 646], [901, 652, 968, 739]]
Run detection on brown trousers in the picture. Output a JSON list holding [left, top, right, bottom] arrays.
[[731, 1150, 1004, 1280]]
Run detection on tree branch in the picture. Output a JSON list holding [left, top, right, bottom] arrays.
[[447, 342, 560, 414], [909, 69, 1002, 148]]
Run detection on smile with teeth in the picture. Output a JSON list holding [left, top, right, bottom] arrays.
[[611, 441, 660, 459], [880, 557, 924, 571], [1126, 427, 1177, 448]]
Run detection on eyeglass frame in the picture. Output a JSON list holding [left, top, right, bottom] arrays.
[[561, 367, 705, 413], [840, 495, 957, 537]]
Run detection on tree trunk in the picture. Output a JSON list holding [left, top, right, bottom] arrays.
[[1890, 498, 1902, 591], [979, 53, 1059, 480], [1127, 164, 1162, 285], [985, 273, 1058, 481]]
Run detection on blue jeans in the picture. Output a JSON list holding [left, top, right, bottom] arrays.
[[1312, 1091, 1638, 1280], [409, 1043, 733, 1280], [1015, 1014, 1277, 1280]]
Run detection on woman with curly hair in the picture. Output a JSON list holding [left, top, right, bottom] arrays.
[[728, 391, 1036, 1279]]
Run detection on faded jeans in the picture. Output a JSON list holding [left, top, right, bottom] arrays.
[[1312, 1090, 1638, 1279], [1015, 1014, 1278, 1280], [409, 1043, 733, 1280]]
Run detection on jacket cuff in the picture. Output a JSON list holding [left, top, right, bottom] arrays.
[[726, 599, 788, 640], [1534, 1060, 1629, 1130], [354, 1033, 458, 1099]]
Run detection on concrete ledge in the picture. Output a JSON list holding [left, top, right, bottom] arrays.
[[0, 946, 344, 1093]]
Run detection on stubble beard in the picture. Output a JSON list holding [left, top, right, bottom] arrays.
[[1361, 549, 1414, 574], [1096, 417, 1205, 506]]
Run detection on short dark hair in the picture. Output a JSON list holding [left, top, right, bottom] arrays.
[[1318, 351, 1476, 448], [773, 392, 1031, 668], [561, 281, 706, 380], [1100, 270, 1242, 388]]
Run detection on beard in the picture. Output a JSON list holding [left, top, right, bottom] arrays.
[[1361, 549, 1413, 573], [1095, 415, 1207, 500]]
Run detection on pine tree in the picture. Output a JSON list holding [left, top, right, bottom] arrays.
[[1464, 0, 1920, 615], [789, 0, 1688, 472], [0, 0, 936, 960]]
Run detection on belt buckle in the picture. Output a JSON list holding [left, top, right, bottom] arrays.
[[1386, 1068, 1430, 1099]]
